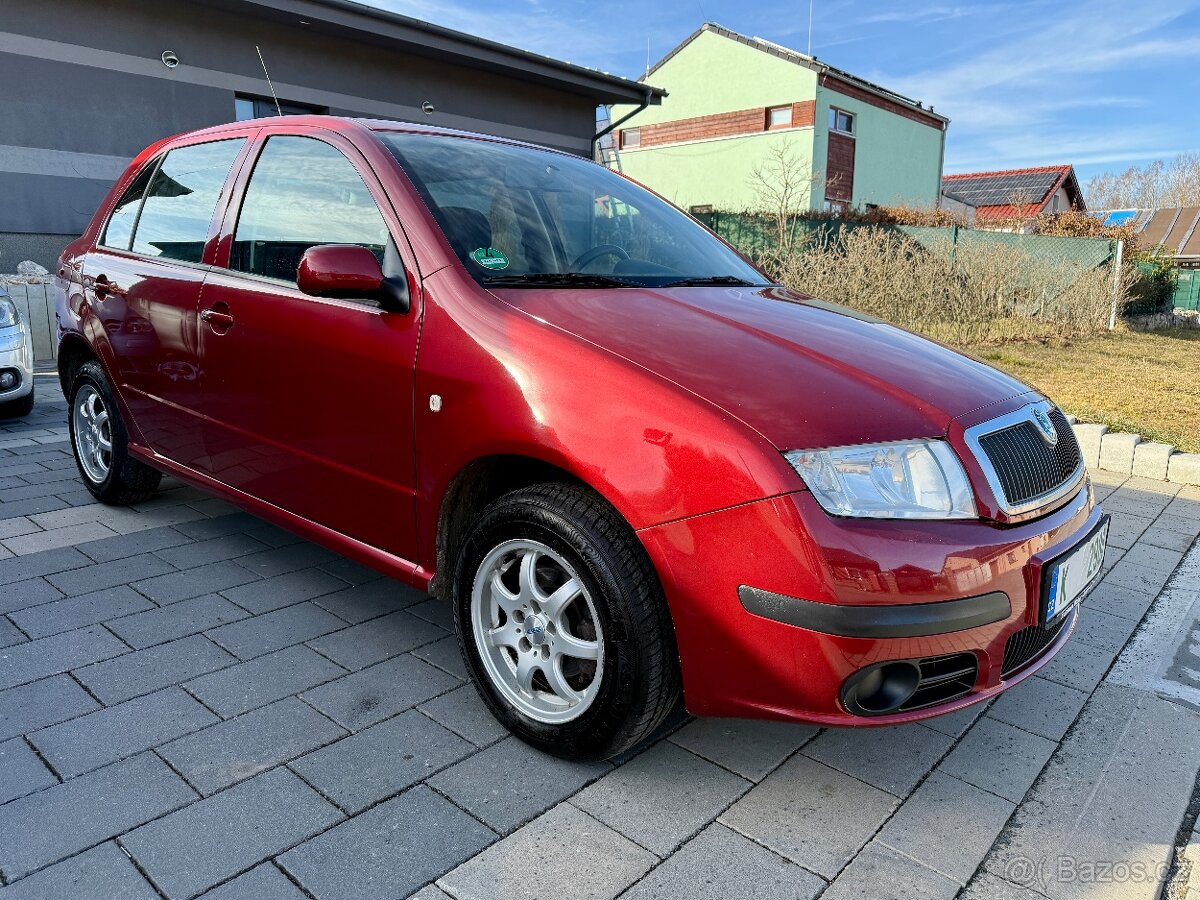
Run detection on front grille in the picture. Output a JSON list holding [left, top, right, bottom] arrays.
[[976, 408, 1081, 507], [1001, 609, 1072, 678], [899, 652, 978, 712]]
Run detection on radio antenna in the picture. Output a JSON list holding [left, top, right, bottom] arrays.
[[255, 45, 283, 116]]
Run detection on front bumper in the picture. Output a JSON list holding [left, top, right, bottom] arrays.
[[638, 480, 1099, 725], [0, 324, 34, 403]]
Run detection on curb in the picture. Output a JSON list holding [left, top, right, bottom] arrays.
[[1067, 416, 1200, 486]]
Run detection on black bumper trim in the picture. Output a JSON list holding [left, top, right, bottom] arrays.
[[738, 586, 1011, 638]]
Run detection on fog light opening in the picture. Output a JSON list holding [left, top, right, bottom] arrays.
[[0, 369, 18, 390], [843, 661, 921, 715]]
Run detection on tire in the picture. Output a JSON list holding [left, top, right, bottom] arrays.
[[453, 483, 680, 759], [68, 360, 162, 505], [0, 384, 34, 419]]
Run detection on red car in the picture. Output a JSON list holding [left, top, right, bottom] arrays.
[[56, 117, 1108, 759]]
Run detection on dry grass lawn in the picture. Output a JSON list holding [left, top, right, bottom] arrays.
[[968, 328, 1200, 453]]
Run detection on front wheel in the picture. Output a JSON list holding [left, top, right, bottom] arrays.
[[453, 483, 680, 759], [68, 360, 162, 505]]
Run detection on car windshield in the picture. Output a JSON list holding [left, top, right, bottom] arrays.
[[378, 132, 769, 289]]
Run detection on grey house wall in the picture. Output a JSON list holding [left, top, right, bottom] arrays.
[[0, 0, 606, 270]]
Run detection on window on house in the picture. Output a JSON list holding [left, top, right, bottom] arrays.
[[823, 199, 848, 215], [234, 94, 328, 121], [619, 128, 641, 149], [767, 106, 792, 130], [829, 108, 855, 135]]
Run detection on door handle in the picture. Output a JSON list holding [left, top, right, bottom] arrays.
[[91, 274, 126, 299], [200, 307, 235, 331]]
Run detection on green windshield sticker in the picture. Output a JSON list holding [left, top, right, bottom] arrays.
[[471, 247, 510, 270]]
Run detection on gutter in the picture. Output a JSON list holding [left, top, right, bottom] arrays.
[[591, 88, 655, 160]]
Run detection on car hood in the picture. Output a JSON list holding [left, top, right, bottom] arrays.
[[493, 284, 1034, 450]]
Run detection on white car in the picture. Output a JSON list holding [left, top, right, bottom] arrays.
[[0, 286, 34, 417]]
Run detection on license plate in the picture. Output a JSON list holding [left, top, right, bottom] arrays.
[[1044, 519, 1109, 623]]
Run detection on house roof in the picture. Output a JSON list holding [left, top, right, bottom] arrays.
[[188, 0, 665, 105], [645, 23, 948, 125], [1092, 207, 1200, 258], [942, 165, 1083, 220]]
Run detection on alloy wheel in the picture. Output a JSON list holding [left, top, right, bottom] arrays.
[[73, 385, 113, 484]]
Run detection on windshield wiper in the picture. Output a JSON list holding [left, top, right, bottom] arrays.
[[659, 275, 760, 287], [483, 272, 641, 288]]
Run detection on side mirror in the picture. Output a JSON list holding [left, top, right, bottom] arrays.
[[296, 245, 410, 313]]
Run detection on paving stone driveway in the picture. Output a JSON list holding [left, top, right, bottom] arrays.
[[1, 383, 1199, 900]]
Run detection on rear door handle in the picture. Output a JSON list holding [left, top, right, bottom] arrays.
[[200, 307, 235, 331]]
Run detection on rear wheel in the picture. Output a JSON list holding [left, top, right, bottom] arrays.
[[68, 361, 161, 504], [453, 483, 680, 759]]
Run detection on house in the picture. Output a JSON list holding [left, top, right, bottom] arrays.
[[607, 23, 949, 214], [0, 0, 662, 269], [1094, 208, 1200, 267], [941, 165, 1085, 231]]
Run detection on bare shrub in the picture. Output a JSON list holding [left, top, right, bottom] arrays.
[[768, 226, 1119, 345]]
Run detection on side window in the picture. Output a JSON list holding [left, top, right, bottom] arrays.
[[101, 161, 157, 251], [131, 139, 245, 263], [230, 136, 389, 282]]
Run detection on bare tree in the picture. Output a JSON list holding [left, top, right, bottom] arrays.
[[1085, 153, 1200, 209], [747, 144, 819, 250]]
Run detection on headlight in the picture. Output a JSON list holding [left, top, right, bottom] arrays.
[[784, 440, 977, 520], [0, 298, 17, 329]]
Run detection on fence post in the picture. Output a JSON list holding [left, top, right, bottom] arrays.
[[1107, 238, 1124, 330]]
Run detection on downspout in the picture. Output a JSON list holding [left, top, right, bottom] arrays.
[[935, 119, 947, 212], [592, 87, 655, 160]]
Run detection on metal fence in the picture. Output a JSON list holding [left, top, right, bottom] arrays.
[[1172, 269, 1200, 311]]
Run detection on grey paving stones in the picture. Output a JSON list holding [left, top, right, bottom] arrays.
[[158, 696, 346, 795], [122, 767, 342, 899], [412, 635, 468, 680], [0, 625, 128, 691], [9, 584, 154, 638], [305, 610, 446, 670], [0, 736, 57, 804], [0, 752, 196, 880], [302, 653, 460, 731], [107, 593, 249, 649], [0, 616, 26, 648], [291, 709, 473, 813], [45, 552, 175, 596], [220, 568, 352, 615], [1038, 635, 1115, 693], [235, 543, 338, 577], [418, 683, 509, 747], [133, 560, 259, 605], [802, 722, 955, 797], [0, 546, 90, 586], [78, 525, 195, 563], [668, 716, 817, 781], [1071, 606, 1137, 655], [921, 700, 989, 737], [197, 863, 308, 900], [30, 687, 217, 778], [939, 718, 1056, 803], [156, 533, 270, 569], [0, 674, 100, 741], [0, 576, 62, 615], [309, 577, 418, 623], [719, 754, 898, 879], [984, 683, 1200, 899], [73, 634, 236, 705], [2, 521, 117, 556], [429, 737, 609, 834], [0, 842, 160, 900], [408, 596, 453, 630], [315, 556, 386, 586], [437, 802, 651, 900], [280, 784, 495, 900], [185, 644, 347, 718], [820, 841, 959, 900], [619, 821, 824, 900], [573, 741, 750, 856], [172, 512, 261, 540], [987, 675, 1088, 741], [877, 771, 1014, 885], [207, 602, 346, 660], [1084, 582, 1155, 621]]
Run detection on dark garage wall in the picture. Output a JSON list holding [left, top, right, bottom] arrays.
[[0, 0, 606, 268]]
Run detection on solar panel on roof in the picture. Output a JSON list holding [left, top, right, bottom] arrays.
[[942, 171, 1060, 207]]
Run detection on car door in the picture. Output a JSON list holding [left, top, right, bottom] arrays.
[[199, 129, 422, 558], [80, 136, 248, 470]]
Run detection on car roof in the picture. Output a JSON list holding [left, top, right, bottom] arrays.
[[161, 115, 568, 157]]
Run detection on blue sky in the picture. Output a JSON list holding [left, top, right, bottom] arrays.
[[369, 0, 1200, 187]]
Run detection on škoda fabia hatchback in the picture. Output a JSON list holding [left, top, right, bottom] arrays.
[[56, 117, 1107, 758]]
